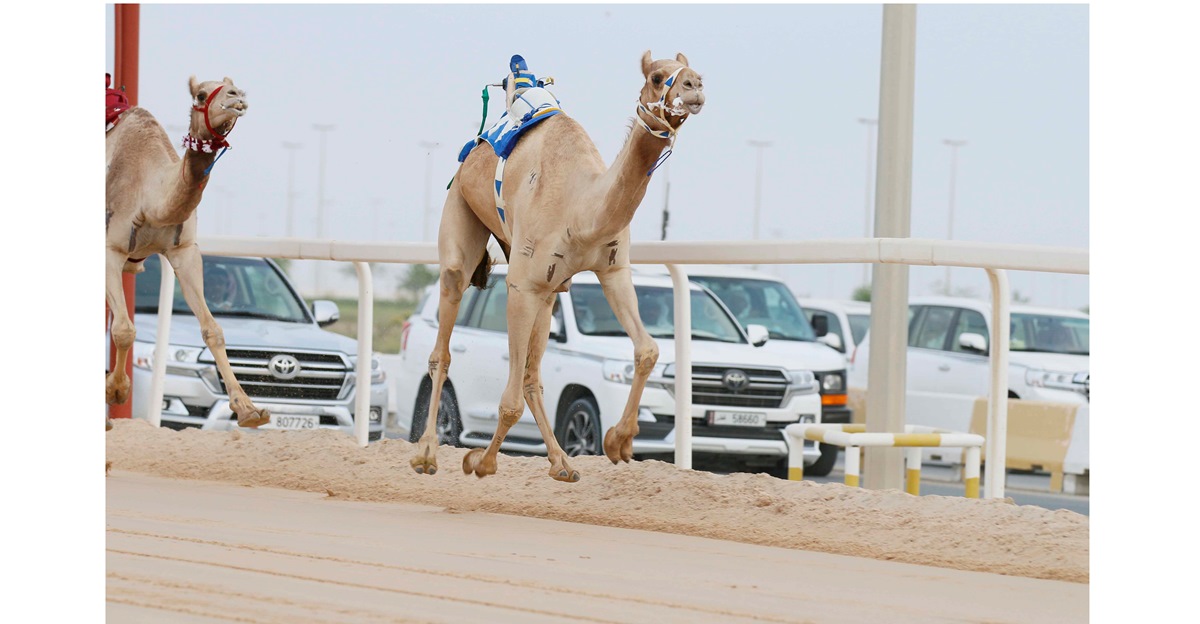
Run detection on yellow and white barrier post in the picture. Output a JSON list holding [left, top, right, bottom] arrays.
[[785, 423, 984, 498]]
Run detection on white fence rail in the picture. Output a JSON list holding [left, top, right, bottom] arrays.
[[142, 235, 1087, 498]]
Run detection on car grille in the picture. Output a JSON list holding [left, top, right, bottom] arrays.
[[684, 365, 789, 409], [635, 415, 794, 441], [205, 349, 350, 401]]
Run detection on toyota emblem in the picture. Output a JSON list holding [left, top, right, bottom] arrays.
[[268, 354, 301, 380], [722, 369, 749, 392]]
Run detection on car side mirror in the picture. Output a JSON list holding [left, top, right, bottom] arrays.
[[746, 324, 769, 347], [958, 332, 987, 354], [817, 332, 843, 352], [811, 314, 829, 337], [549, 315, 566, 343], [312, 300, 340, 327]]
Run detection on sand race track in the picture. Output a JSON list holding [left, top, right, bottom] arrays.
[[106, 420, 1088, 622]]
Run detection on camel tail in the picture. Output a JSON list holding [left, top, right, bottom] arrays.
[[470, 249, 493, 290]]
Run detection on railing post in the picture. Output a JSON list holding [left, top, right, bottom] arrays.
[[353, 261, 374, 447], [904, 447, 921, 495], [964, 446, 982, 499], [148, 256, 176, 428], [984, 268, 1011, 499], [666, 264, 692, 470], [845, 446, 861, 487]]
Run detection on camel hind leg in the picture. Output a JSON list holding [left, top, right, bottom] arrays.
[[522, 295, 581, 482], [164, 243, 270, 428], [412, 182, 492, 475]]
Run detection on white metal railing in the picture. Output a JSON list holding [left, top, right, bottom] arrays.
[[140, 235, 1088, 498]]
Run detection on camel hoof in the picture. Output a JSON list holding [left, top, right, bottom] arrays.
[[237, 408, 271, 429], [106, 417, 114, 432], [603, 427, 632, 464], [105, 383, 130, 406], [411, 454, 439, 476], [549, 458, 581, 483], [462, 448, 496, 478]]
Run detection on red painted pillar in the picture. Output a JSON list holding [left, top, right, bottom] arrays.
[[109, 4, 139, 419]]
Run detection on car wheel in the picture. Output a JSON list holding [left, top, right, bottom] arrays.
[[555, 397, 602, 456], [410, 384, 463, 447], [805, 443, 839, 478]]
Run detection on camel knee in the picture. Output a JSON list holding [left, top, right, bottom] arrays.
[[634, 343, 659, 375], [440, 267, 467, 303], [498, 405, 523, 428], [110, 323, 136, 351], [201, 326, 226, 350], [428, 351, 451, 378]]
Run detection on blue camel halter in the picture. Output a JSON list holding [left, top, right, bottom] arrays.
[[634, 66, 688, 176]]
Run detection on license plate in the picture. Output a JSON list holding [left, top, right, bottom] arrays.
[[708, 411, 767, 427], [270, 414, 318, 430]]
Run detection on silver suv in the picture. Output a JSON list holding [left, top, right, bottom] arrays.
[[126, 254, 389, 440]]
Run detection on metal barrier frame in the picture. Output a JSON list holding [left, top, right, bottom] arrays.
[[786, 423, 984, 498], [139, 235, 1086, 499]]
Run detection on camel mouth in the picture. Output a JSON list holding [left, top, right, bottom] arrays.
[[686, 103, 703, 115]]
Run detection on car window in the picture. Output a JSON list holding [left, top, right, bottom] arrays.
[[134, 255, 309, 323], [690, 276, 816, 341], [571, 283, 742, 343], [910, 306, 956, 350], [471, 282, 509, 332], [847, 313, 870, 346], [950, 309, 989, 353], [1011, 313, 1089, 355], [804, 309, 845, 348]]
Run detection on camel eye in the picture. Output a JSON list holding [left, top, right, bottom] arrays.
[[651, 73, 663, 86], [197, 91, 208, 103]]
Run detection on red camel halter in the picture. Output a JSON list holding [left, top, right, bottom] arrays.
[[182, 85, 234, 153]]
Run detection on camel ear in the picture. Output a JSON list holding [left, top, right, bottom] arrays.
[[641, 50, 653, 77], [188, 75, 200, 97], [223, 76, 234, 85], [676, 53, 689, 66]]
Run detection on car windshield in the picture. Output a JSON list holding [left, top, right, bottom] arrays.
[[689, 276, 816, 341], [134, 255, 311, 323], [570, 283, 743, 343], [1010, 313, 1089, 355], [848, 313, 870, 346]]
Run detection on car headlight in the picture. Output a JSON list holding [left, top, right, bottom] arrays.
[[820, 371, 845, 393], [131, 341, 203, 370], [351, 355, 387, 384], [1025, 369, 1087, 392], [603, 359, 667, 385], [787, 369, 816, 387]]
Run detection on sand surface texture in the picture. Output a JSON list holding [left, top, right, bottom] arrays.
[[106, 421, 1088, 622]]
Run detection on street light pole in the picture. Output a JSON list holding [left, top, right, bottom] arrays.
[[943, 139, 967, 295], [419, 141, 440, 242], [312, 124, 335, 295], [858, 118, 878, 287], [747, 139, 772, 270], [281, 141, 302, 237]]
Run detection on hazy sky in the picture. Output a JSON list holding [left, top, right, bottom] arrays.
[[105, 3, 1088, 308]]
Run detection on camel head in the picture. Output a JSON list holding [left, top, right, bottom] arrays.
[[187, 76, 248, 143], [639, 51, 705, 130]]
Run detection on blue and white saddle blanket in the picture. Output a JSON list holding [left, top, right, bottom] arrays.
[[457, 55, 563, 240]]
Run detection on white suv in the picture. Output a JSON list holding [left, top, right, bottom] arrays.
[[798, 298, 872, 357], [848, 296, 1089, 434], [393, 268, 825, 474]]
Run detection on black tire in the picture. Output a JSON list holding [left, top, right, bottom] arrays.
[[805, 443, 839, 478], [555, 397, 603, 456], [409, 383, 463, 447]]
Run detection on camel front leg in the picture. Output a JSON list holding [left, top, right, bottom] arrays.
[[462, 283, 541, 478], [164, 244, 269, 428], [105, 248, 135, 429], [523, 296, 580, 482], [597, 267, 660, 464]]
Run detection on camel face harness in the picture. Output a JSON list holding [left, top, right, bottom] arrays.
[[182, 85, 242, 179], [635, 66, 689, 176]]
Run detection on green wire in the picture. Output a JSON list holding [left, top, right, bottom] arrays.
[[447, 84, 492, 190]]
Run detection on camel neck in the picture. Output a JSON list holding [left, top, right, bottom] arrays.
[[154, 149, 216, 225], [587, 116, 672, 241]]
